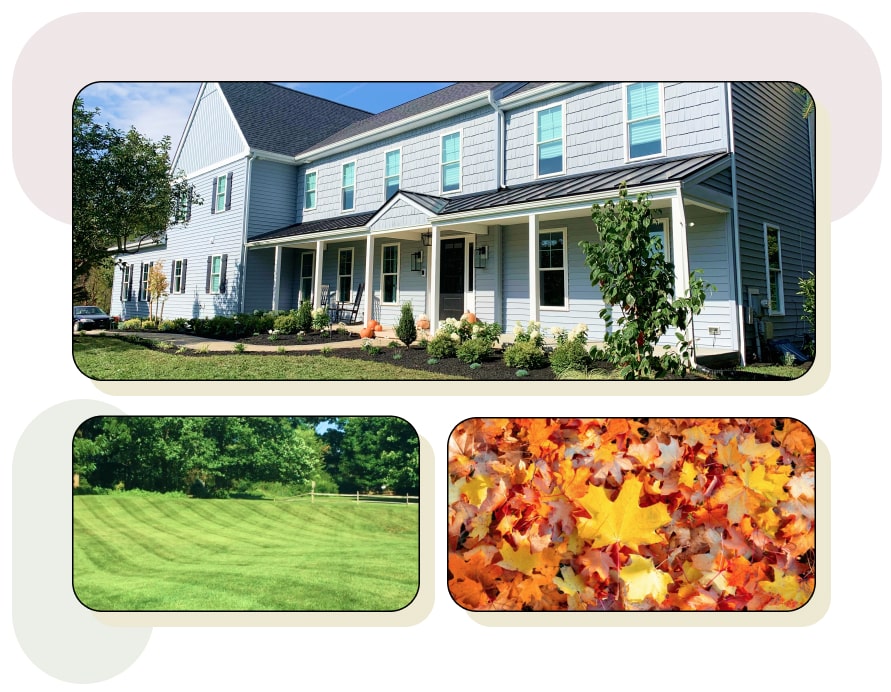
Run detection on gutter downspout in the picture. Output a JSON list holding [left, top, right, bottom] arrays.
[[487, 90, 505, 189], [726, 83, 746, 366], [238, 153, 257, 313]]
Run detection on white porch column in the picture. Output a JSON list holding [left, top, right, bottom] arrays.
[[364, 234, 374, 326], [671, 190, 695, 364], [429, 225, 441, 333], [528, 213, 540, 324], [271, 245, 283, 312], [313, 240, 325, 309]]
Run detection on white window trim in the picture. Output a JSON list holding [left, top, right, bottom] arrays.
[[172, 258, 185, 294], [623, 82, 666, 163], [651, 216, 671, 261], [210, 254, 223, 295], [440, 130, 462, 194], [120, 264, 132, 301], [214, 175, 228, 212], [380, 242, 400, 305], [763, 222, 785, 316], [340, 160, 357, 213], [534, 101, 566, 179], [304, 169, 318, 211], [383, 147, 401, 201], [138, 262, 153, 302], [538, 227, 569, 311], [299, 251, 314, 303], [337, 248, 354, 302]]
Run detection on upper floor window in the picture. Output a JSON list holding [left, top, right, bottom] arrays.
[[341, 162, 356, 211], [626, 82, 663, 160], [441, 131, 461, 193], [304, 170, 317, 210], [384, 150, 401, 200], [212, 173, 232, 214], [536, 104, 564, 176], [764, 224, 784, 314], [538, 229, 567, 309]]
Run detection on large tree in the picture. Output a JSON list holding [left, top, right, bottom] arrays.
[[331, 417, 420, 495], [72, 98, 199, 302]]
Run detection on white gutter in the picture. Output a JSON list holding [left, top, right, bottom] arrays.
[[487, 89, 505, 189], [499, 82, 593, 109]]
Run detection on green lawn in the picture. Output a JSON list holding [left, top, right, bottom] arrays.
[[73, 495, 419, 611], [72, 336, 461, 380]]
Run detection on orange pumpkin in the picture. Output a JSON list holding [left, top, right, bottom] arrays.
[[416, 318, 430, 330], [360, 326, 375, 338], [461, 312, 477, 324], [368, 319, 379, 331]]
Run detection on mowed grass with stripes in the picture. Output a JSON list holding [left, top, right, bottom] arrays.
[[74, 494, 419, 611]]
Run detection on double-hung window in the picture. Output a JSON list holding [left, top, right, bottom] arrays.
[[441, 131, 461, 193], [206, 254, 227, 295], [299, 252, 314, 303], [120, 264, 133, 301], [536, 104, 564, 176], [337, 249, 353, 302], [212, 173, 232, 214], [764, 224, 784, 314], [381, 244, 399, 304], [384, 149, 400, 200], [341, 162, 356, 211], [304, 170, 317, 210], [138, 262, 153, 302], [171, 258, 187, 294], [626, 82, 663, 160], [538, 229, 567, 308]]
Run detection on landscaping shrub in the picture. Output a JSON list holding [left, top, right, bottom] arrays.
[[456, 337, 495, 364], [311, 306, 330, 331], [273, 311, 301, 335], [295, 300, 313, 332], [395, 302, 417, 346], [158, 319, 178, 332], [549, 324, 593, 376], [118, 318, 143, 331], [426, 332, 459, 359], [503, 340, 548, 369]]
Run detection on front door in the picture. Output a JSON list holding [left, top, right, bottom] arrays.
[[439, 238, 465, 320]]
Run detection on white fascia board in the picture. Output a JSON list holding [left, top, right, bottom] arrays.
[[499, 82, 594, 110], [366, 193, 438, 227], [251, 149, 301, 166], [296, 92, 492, 162], [183, 152, 251, 181], [370, 224, 430, 237], [247, 226, 370, 248], [430, 182, 680, 226]]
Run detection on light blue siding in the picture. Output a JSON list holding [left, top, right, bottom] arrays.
[[175, 84, 245, 174], [686, 208, 735, 351], [370, 240, 427, 326], [247, 159, 299, 239], [297, 107, 496, 223]]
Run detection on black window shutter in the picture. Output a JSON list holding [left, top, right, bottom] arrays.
[[220, 254, 228, 293], [211, 177, 217, 214], [181, 259, 188, 292], [186, 187, 192, 222], [120, 264, 126, 300], [225, 172, 233, 211], [206, 256, 212, 293], [127, 265, 133, 301], [139, 263, 145, 301]]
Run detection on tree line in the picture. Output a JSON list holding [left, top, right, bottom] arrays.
[[73, 417, 419, 497]]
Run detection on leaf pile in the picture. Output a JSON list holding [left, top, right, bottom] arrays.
[[448, 418, 815, 611]]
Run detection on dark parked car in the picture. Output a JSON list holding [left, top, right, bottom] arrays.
[[73, 305, 112, 331]]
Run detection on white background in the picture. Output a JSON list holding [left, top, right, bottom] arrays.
[[4, 2, 887, 689]]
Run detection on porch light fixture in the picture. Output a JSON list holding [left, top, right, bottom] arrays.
[[410, 250, 423, 272], [421, 231, 432, 247], [474, 245, 488, 269]]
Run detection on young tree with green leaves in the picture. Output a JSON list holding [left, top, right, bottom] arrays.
[[72, 97, 200, 302], [580, 183, 709, 379]]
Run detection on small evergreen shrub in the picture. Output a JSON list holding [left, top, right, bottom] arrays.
[[456, 337, 494, 364], [427, 332, 458, 359], [503, 340, 548, 369], [395, 302, 417, 346], [273, 311, 301, 335], [295, 300, 313, 332]]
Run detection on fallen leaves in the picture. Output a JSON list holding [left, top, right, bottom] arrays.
[[448, 418, 816, 611]]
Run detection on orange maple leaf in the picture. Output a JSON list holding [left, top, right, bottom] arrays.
[[575, 476, 671, 551]]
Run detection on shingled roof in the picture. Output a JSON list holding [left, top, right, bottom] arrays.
[[217, 82, 372, 157], [299, 82, 503, 154]]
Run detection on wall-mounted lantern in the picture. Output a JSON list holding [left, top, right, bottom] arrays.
[[421, 231, 432, 247], [410, 250, 423, 272], [474, 245, 488, 269]]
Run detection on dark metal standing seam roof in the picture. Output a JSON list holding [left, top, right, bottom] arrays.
[[438, 152, 731, 215], [299, 82, 502, 154], [248, 153, 729, 244], [217, 82, 372, 157]]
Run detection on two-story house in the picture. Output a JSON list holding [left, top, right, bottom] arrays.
[[110, 81, 816, 365]]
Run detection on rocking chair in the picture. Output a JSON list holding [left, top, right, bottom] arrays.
[[331, 283, 364, 324]]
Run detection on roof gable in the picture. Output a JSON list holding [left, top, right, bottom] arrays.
[[217, 82, 372, 157]]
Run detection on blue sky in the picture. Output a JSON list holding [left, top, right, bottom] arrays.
[[76, 82, 454, 151]]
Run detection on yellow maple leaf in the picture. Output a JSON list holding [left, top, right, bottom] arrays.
[[462, 473, 494, 506], [620, 555, 672, 604], [576, 476, 671, 550], [712, 462, 791, 523], [553, 565, 588, 595], [497, 539, 541, 576], [678, 461, 698, 488]]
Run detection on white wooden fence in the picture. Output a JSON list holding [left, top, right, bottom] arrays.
[[273, 491, 418, 505]]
